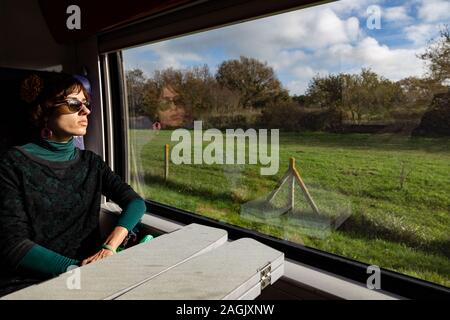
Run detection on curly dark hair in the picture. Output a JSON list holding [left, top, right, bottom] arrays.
[[22, 72, 90, 132]]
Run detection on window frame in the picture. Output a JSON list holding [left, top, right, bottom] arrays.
[[99, 0, 450, 299], [99, 52, 129, 181]]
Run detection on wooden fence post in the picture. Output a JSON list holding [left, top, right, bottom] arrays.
[[164, 144, 169, 181]]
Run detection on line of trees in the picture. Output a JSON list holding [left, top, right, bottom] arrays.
[[305, 68, 407, 124], [126, 26, 449, 132], [127, 56, 289, 122]]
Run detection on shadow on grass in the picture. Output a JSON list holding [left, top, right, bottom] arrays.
[[143, 171, 239, 206], [143, 170, 449, 260], [340, 214, 450, 259]]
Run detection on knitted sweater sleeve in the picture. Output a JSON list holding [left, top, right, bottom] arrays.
[[18, 245, 80, 278], [0, 154, 36, 270], [0, 153, 80, 278]]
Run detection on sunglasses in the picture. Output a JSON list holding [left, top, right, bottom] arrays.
[[54, 98, 91, 113]]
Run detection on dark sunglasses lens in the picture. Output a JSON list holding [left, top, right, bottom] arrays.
[[67, 100, 91, 112]]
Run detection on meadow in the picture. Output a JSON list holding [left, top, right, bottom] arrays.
[[129, 129, 450, 287]]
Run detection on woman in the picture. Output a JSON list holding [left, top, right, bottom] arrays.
[[0, 72, 146, 297]]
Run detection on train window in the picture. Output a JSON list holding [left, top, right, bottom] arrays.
[[122, 0, 449, 289]]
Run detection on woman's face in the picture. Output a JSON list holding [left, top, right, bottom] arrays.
[[47, 89, 91, 142], [157, 89, 186, 128]]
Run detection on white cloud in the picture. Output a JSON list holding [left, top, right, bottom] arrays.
[[285, 36, 426, 89], [312, 9, 360, 46], [286, 80, 309, 96], [417, 0, 450, 22], [123, 0, 429, 95], [194, 7, 362, 56], [287, 66, 329, 95], [151, 43, 203, 69], [125, 6, 363, 80], [338, 37, 426, 81], [326, 0, 385, 17], [279, 35, 426, 95], [383, 6, 412, 22], [123, 42, 205, 77], [404, 24, 441, 45], [272, 50, 307, 71]]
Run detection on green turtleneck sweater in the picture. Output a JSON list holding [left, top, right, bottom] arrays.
[[17, 137, 146, 277]]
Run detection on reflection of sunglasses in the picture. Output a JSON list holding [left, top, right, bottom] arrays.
[[54, 98, 91, 113]]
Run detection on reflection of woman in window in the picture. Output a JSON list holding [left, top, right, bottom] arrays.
[[157, 85, 187, 128], [0, 73, 146, 297]]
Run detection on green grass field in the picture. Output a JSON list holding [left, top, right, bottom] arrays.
[[129, 129, 450, 287]]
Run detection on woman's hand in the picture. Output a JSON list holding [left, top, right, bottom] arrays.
[[81, 248, 115, 266], [80, 226, 129, 266]]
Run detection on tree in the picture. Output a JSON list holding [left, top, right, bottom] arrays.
[[140, 65, 241, 123], [216, 56, 289, 109], [177, 65, 217, 118], [292, 94, 307, 105], [125, 69, 147, 116], [306, 68, 404, 123], [419, 26, 450, 85], [140, 68, 184, 120], [141, 78, 162, 119], [412, 26, 450, 136], [305, 73, 344, 110], [342, 69, 403, 123], [397, 76, 445, 110]]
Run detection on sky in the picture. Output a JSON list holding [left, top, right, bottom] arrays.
[[123, 0, 450, 95]]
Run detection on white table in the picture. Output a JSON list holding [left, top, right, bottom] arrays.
[[2, 223, 284, 300]]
